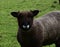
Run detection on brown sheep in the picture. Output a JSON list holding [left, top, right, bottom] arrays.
[[11, 10, 60, 47]]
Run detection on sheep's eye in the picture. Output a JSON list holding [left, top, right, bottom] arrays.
[[19, 15, 23, 18], [28, 15, 33, 18], [21, 16, 23, 18]]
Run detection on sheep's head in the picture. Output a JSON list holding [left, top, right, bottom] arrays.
[[11, 10, 39, 31]]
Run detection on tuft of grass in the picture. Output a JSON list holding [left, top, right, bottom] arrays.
[[0, 0, 60, 47]]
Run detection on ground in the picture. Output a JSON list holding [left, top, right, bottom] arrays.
[[0, 0, 60, 47]]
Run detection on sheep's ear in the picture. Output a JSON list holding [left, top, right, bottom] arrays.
[[11, 12, 18, 17], [31, 10, 39, 16]]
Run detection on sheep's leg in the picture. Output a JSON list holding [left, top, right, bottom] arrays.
[[36, 43, 42, 47], [55, 39, 60, 47], [55, 42, 60, 47]]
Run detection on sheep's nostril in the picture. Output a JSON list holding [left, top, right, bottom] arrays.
[[23, 25, 26, 29], [27, 25, 30, 29]]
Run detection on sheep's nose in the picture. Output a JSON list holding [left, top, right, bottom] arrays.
[[22, 25, 30, 29]]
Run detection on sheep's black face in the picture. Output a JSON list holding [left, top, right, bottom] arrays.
[[17, 12, 33, 30], [11, 10, 39, 31]]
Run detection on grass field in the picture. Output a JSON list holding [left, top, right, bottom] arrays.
[[0, 0, 60, 47]]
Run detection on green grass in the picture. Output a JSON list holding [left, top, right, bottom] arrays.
[[0, 0, 60, 47]]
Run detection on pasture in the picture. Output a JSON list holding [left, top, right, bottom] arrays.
[[0, 0, 60, 47]]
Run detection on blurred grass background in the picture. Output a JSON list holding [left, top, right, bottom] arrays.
[[0, 0, 60, 47]]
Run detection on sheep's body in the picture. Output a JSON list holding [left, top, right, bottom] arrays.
[[34, 11, 60, 45], [11, 11, 60, 47]]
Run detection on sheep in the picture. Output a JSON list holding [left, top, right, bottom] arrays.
[[11, 10, 60, 47]]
